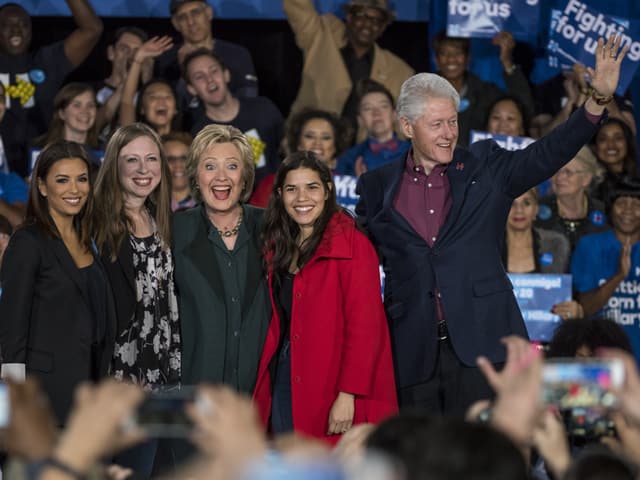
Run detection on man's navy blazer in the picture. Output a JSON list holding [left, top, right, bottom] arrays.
[[356, 105, 603, 388]]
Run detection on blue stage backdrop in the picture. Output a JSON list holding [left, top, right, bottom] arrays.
[[6, 0, 429, 21]]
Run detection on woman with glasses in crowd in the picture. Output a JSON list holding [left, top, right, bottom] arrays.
[[536, 146, 609, 251]]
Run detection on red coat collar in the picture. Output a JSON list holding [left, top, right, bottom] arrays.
[[308, 211, 355, 262]]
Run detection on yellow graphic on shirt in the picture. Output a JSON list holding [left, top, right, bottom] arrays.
[[6, 77, 35, 106], [245, 135, 266, 166]]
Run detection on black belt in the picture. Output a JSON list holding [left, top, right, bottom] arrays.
[[437, 320, 448, 341]]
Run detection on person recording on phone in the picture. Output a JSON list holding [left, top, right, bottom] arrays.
[[356, 35, 629, 416]]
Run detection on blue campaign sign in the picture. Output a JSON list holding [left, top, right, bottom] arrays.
[[508, 273, 573, 342], [547, 0, 640, 96], [469, 130, 536, 150], [333, 174, 359, 214], [10, 0, 429, 21], [446, 0, 541, 40]]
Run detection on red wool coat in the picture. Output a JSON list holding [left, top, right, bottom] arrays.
[[253, 212, 398, 444]]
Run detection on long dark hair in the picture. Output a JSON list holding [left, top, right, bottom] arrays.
[[262, 151, 339, 285], [26, 140, 94, 249], [592, 118, 638, 177], [285, 108, 351, 158]]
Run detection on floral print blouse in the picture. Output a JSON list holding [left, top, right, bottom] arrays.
[[112, 233, 181, 391]]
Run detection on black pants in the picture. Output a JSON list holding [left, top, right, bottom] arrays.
[[271, 340, 294, 433], [398, 338, 500, 417]]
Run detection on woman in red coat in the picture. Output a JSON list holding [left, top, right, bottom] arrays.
[[253, 150, 397, 444]]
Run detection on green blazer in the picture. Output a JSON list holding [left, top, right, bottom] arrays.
[[172, 204, 271, 392]]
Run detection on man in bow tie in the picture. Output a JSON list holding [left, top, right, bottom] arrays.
[[356, 35, 628, 416], [336, 79, 410, 177]]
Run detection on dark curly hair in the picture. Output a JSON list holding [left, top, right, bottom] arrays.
[[547, 318, 632, 358], [285, 109, 352, 159]]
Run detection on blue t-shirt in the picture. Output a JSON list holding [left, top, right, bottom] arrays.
[[336, 136, 410, 176], [0, 172, 28, 204], [572, 230, 640, 361]]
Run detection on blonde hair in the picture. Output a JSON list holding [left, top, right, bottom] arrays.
[[186, 124, 255, 203], [574, 146, 605, 185]]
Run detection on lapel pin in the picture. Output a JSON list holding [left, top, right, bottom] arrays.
[[455, 163, 464, 171]]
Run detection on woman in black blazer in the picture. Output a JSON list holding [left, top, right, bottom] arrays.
[[0, 141, 115, 424]]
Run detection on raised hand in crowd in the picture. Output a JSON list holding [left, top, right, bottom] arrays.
[[601, 411, 640, 469], [532, 409, 571, 479], [185, 385, 267, 477], [563, 65, 584, 107], [119, 36, 174, 127], [585, 35, 629, 114], [477, 335, 543, 448], [133, 36, 174, 73], [0, 378, 57, 462], [599, 348, 640, 424], [492, 31, 516, 73], [40, 380, 145, 480]]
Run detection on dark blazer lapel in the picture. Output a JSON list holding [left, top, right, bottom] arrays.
[[184, 214, 225, 301], [116, 237, 136, 293], [50, 238, 91, 308], [95, 254, 117, 376], [438, 150, 477, 242]]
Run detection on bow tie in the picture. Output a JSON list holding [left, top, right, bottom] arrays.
[[370, 138, 399, 154]]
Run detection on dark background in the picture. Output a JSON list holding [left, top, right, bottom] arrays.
[[31, 16, 432, 117]]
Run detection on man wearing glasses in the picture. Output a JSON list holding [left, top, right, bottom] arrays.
[[155, 0, 258, 129], [284, 0, 414, 139]]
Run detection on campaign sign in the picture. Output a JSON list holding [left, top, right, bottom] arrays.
[[508, 273, 572, 342], [29, 148, 105, 173], [333, 174, 359, 214], [547, 0, 640, 95], [447, 0, 540, 40], [470, 130, 536, 150]]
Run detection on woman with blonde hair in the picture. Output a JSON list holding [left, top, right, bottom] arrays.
[[536, 146, 609, 251], [173, 123, 270, 392]]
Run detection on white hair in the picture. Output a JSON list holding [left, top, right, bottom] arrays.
[[397, 73, 460, 123]]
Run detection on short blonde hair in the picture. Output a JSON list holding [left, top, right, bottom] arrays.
[[186, 124, 255, 203], [574, 146, 605, 185]]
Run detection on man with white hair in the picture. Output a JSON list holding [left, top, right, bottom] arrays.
[[356, 36, 628, 414]]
